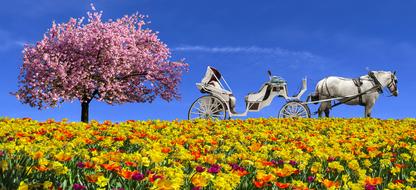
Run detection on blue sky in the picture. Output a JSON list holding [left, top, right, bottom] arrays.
[[0, 0, 414, 121]]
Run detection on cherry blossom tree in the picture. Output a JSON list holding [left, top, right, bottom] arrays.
[[14, 6, 188, 122]]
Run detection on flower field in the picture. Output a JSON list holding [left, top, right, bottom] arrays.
[[0, 118, 415, 190]]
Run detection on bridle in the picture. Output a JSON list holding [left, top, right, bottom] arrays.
[[386, 72, 398, 96], [368, 71, 398, 96]]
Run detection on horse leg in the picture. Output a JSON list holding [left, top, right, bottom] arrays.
[[324, 109, 330, 117], [318, 101, 330, 118], [318, 103, 325, 118], [364, 97, 377, 118], [365, 104, 374, 118], [324, 102, 331, 117], [318, 106, 322, 118]]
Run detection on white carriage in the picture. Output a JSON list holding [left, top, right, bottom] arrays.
[[188, 66, 311, 119]]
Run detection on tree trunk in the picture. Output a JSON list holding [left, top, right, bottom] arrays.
[[81, 101, 89, 123]]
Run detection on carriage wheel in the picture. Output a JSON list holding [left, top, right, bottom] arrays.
[[278, 101, 311, 118], [188, 95, 227, 120]]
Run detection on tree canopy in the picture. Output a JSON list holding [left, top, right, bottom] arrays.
[[14, 6, 188, 122]]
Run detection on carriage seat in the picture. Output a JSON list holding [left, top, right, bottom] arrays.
[[203, 82, 232, 95], [245, 84, 271, 102]]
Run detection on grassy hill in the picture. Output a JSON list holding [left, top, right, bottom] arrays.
[[0, 118, 415, 190]]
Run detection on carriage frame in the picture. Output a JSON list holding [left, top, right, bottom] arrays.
[[188, 66, 385, 120], [188, 66, 313, 119]]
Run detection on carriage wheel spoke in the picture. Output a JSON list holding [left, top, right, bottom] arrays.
[[298, 108, 307, 116], [291, 105, 297, 114], [203, 99, 211, 112], [295, 106, 303, 114], [278, 102, 309, 118], [288, 105, 295, 115], [194, 106, 205, 113], [283, 107, 292, 116], [189, 96, 226, 120], [197, 100, 208, 112], [296, 106, 303, 114], [210, 99, 224, 113], [211, 104, 223, 113], [209, 99, 219, 110], [286, 106, 292, 115], [289, 105, 296, 115]]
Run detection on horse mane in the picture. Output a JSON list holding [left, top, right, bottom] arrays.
[[326, 71, 393, 81], [371, 70, 392, 75]]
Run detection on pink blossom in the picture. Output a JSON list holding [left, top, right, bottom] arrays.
[[14, 5, 188, 122]]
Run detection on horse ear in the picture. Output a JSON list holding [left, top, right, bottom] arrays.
[[393, 70, 396, 75]]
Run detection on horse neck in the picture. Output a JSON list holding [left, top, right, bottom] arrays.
[[374, 72, 391, 87]]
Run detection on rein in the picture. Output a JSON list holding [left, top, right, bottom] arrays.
[[367, 71, 399, 97], [330, 83, 381, 109], [368, 72, 383, 93], [327, 72, 385, 109]]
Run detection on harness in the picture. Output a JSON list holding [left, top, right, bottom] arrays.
[[352, 78, 364, 106], [312, 72, 397, 116], [333, 72, 384, 108], [318, 72, 384, 108], [319, 78, 332, 98], [368, 72, 383, 93]]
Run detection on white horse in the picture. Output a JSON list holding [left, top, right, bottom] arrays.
[[312, 71, 398, 118]]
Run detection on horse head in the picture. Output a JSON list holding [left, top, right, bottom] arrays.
[[388, 71, 398, 97], [367, 71, 398, 96]]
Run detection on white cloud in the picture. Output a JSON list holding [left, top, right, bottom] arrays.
[[0, 30, 25, 51], [172, 45, 328, 68], [173, 45, 313, 57], [0, 41, 25, 51]]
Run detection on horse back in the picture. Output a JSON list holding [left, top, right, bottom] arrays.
[[315, 76, 357, 97]]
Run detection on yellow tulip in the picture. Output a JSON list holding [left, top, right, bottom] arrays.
[[96, 175, 109, 187], [17, 181, 28, 190]]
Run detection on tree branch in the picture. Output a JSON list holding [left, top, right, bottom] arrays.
[[87, 89, 99, 104], [116, 71, 148, 81]]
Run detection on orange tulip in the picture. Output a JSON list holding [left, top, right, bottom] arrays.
[[35, 165, 49, 172], [236, 170, 249, 177], [249, 142, 262, 152], [84, 161, 95, 169], [275, 182, 290, 189], [259, 174, 275, 182], [84, 138, 93, 144], [125, 161, 137, 167], [191, 151, 201, 160], [16, 132, 25, 137], [33, 151, 44, 159], [85, 174, 98, 183], [394, 163, 406, 169], [367, 146, 378, 152], [54, 152, 72, 162], [161, 147, 171, 154], [119, 169, 134, 180], [101, 162, 121, 171], [365, 176, 382, 185], [262, 161, 274, 166], [323, 179, 340, 188], [254, 180, 265, 188]]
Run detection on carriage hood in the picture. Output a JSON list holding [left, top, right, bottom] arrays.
[[201, 66, 222, 84]]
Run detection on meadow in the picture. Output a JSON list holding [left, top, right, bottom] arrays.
[[0, 118, 415, 190]]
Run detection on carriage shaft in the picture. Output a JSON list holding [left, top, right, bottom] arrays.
[[303, 85, 380, 105]]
